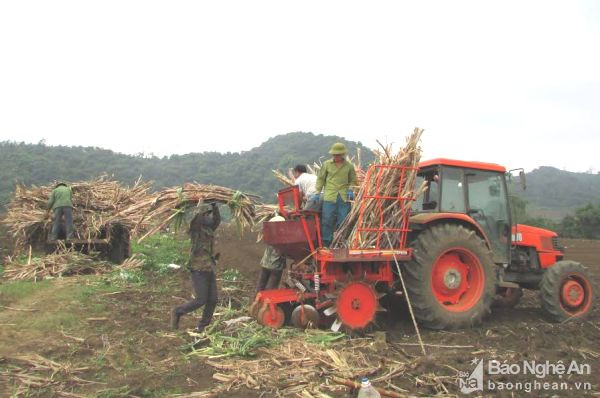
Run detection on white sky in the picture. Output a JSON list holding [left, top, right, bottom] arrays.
[[1, 1, 599, 172]]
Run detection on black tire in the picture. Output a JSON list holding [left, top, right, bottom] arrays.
[[108, 234, 125, 264], [107, 225, 131, 264], [122, 231, 131, 260], [403, 224, 496, 329], [493, 287, 523, 308], [108, 239, 125, 264], [540, 260, 594, 322]]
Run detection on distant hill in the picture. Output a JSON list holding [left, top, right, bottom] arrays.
[[515, 166, 600, 220], [1, 136, 598, 219], [0, 132, 374, 207]]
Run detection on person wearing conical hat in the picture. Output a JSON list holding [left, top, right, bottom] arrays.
[[314, 142, 357, 247]]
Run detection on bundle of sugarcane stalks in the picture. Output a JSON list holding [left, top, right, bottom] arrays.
[[2, 246, 144, 281], [2, 176, 154, 252], [135, 183, 260, 242], [333, 128, 426, 249], [3, 249, 109, 281]]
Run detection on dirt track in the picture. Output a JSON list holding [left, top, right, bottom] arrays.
[[214, 234, 600, 396], [1, 230, 598, 397]]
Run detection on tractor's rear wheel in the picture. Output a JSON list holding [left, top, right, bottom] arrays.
[[540, 260, 594, 322], [403, 224, 496, 329], [493, 287, 523, 308]]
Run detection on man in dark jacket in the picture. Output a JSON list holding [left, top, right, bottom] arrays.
[[255, 245, 287, 293], [171, 202, 221, 332], [47, 182, 74, 241]]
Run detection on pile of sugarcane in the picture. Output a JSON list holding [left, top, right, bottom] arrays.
[[2, 250, 112, 281], [332, 128, 426, 249], [2, 176, 154, 252], [135, 183, 260, 242], [2, 248, 145, 281]]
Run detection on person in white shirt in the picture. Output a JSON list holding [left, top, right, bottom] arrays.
[[293, 164, 320, 210]]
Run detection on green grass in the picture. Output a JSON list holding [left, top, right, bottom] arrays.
[[304, 330, 346, 346], [0, 276, 120, 334], [0, 279, 52, 301], [20, 310, 80, 330], [221, 268, 242, 281], [132, 232, 190, 274]]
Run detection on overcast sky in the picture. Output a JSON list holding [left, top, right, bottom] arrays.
[[1, 1, 598, 172]]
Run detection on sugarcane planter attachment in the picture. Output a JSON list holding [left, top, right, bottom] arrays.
[[251, 159, 595, 331]]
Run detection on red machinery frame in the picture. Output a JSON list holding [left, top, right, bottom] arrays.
[[257, 165, 417, 326]]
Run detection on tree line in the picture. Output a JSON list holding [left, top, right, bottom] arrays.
[[511, 196, 600, 239], [0, 133, 374, 208]]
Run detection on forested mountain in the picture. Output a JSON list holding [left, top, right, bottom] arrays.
[[1, 134, 598, 221], [518, 166, 600, 220], [0, 132, 374, 207]]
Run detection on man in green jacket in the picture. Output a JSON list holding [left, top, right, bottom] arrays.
[[315, 143, 357, 247], [47, 182, 74, 241]]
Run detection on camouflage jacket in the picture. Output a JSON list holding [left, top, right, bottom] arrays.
[[260, 246, 286, 271], [188, 205, 221, 272]]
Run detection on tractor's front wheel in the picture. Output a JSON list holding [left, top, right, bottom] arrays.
[[540, 260, 594, 322], [403, 224, 496, 329]]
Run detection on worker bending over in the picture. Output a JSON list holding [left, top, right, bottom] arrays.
[[292, 164, 319, 210], [47, 182, 74, 241], [255, 244, 287, 293]]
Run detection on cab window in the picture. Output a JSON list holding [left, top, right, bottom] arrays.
[[440, 167, 465, 213], [465, 170, 510, 262], [412, 168, 439, 212]]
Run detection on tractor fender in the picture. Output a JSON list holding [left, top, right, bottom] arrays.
[[409, 213, 492, 249]]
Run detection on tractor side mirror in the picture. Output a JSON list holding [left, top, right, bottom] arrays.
[[519, 170, 526, 191], [509, 168, 527, 191]]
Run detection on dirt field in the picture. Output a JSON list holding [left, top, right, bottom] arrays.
[[0, 230, 598, 397]]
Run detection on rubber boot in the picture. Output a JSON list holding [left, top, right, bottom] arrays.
[[265, 270, 283, 290], [170, 308, 182, 330], [195, 317, 212, 333], [255, 268, 271, 294]]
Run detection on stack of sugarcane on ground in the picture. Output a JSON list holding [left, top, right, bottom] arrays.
[[332, 128, 427, 249], [2, 175, 154, 252], [135, 183, 260, 242], [1, 247, 144, 281]]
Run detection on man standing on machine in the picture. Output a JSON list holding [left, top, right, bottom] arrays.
[[315, 143, 357, 247]]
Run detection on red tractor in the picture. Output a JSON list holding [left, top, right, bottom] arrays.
[[250, 159, 594, 331]]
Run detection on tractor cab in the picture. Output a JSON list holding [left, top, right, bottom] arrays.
[[411, 158, 512, 265]]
